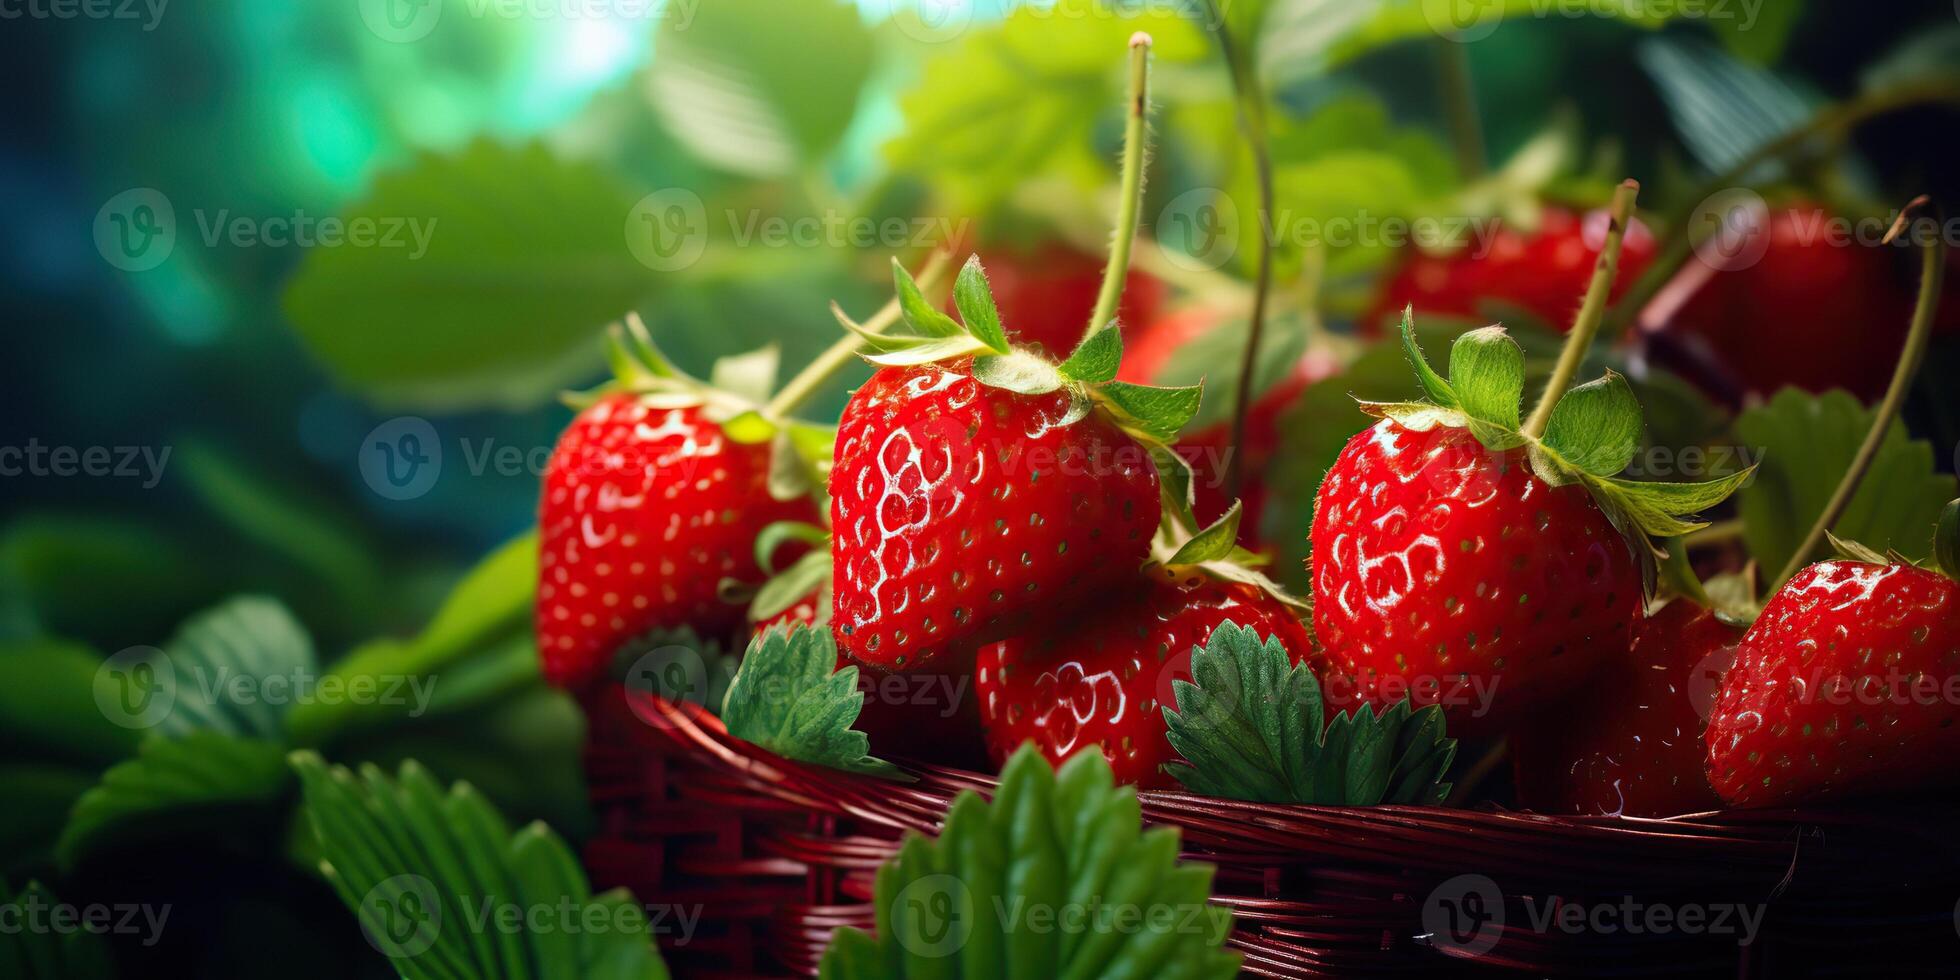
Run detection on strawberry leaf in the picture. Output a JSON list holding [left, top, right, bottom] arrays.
[[722, 625, 904, 779], [817, 746, 1239, 980], [891, 257, 964, 340], [2, 881, 117, 979], [710, 345, 781, 405], [1447, 326, 1525, 435], [1167, 502, 1243, 566], [290, 753, 672, 980], [750, 550, 831, 625], [1150, 445, 1200, 531], [611, 626, 740, 719], [1396, 307, 1458, 407], [1098, 382, 1203, 442], [1937, 501, 1960, 581], [58, 732, 290, 871], [952, 255, 1011, 354], [1058, 323, 1123, 384], [1540, 371, 1643, 477], [972, 351, 1066, 395], [1162, 622, 1455, 805], [1584, 469, 1755, 539]]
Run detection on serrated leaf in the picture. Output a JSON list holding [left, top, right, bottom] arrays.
[[1058, 324, 1122, 384], [1167, 502, 1244, 566], [1735, 389, 1957, 580], [1448, 326, 1525, 434], [109, 596, 318, 740], [1540, 371, 1643, 478], [817, 746, 1239, 980], [1162, 622, 1454, 805], [1, 881, 117, 979], [722, 625, 902, 779], [291, 753, 671, 980], [710, 346, 780, 405], [972, 351, 1065, 396], [952, 255, 1011, 354], [58, 732, 289, 870], [892, 257, 964, 340], [1098, 382, 1203, 442]]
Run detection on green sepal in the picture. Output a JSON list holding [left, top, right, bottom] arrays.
[[1098, 381, 1202, 442], [1396, 307, 1457, 407], [1357, 400, 1469, 433], [892, 256, 964, 339], [1585, 468, 1756, 538], [1827, 531, 1891, 566], [754, 520, 830, 573], [750, 550, 831, 625], [861, 333, 993, 367], [1540, 370, 1642, 477], [722, 625, 906, 780], [1937, 500, 1960, 581], [722, 410, 776, 444], [972, 350, 1066, 395], [1150, 445, 1199, 531], [951, 255, 1011, 354], [1448, 326, 1526, 435], [711, 345, 781, 404], [1058, 323, 1123, 384], [1161, 622, 1455, 805], [1166, 501, 1242, 566]]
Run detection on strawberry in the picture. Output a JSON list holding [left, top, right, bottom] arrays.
[[1513, 598, 1740, 816], [1705, 554, 1960, 807], [958, 242, 1166, 357], [1365, 206, 1656, 334], [974, 574, 1314, 788], [829, 256, 1196, 672]]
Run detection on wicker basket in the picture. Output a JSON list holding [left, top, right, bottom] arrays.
[[580, 683, 1960, 978]]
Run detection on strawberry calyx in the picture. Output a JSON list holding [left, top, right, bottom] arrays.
[[1937, 499, 1960, 582], [742, 520, 831, 625], [1361, 308, 1753, 586]]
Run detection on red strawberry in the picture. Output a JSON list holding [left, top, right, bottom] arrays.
[[1514, 599, 1740, 816], [1705, 559, 1960, 807], [1310, 422, 1641, 734], [537, 394, 819, 688], [958, 243, 1166, 357], [830, 362, 1160, 671], [1366, 206, 1656, 334], [974, 574, 1314, 788], [1655, 204, 1919, 400]]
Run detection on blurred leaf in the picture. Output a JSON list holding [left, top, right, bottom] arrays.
[[0, 515, 214, 647], [283, 140, 652, 411], [0, 765, 98, 875], [57, 732, 291, 871], [1, 880, 117, 978], [0, 639, 139, 769], [1707, 0, 1803, 64], [649, 0, 871, 177], [1734, 389, 1957, 585], [143, 596, 317, 740], [1637, 36, 1815, 180], [1862, 23, 1960, 94]]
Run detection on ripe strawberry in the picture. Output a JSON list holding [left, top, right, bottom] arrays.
[[1513, 599, 1740, 816], [830, 362, 1160, 670], [958, 243, 1166, 356], [974, 574, 1314, 788], [1366, 206, 1657, 334], [1311, 422, 1642, 734], [537, 393, 819, 688], [1705, 558, 1960, 807]]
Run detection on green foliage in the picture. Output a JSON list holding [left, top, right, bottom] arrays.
[[818, 747, 1239, 980], [1137, 312, 1308, 432], [1, 880, 117, 979], [1639, 37, 1813, 179], [283, 140, 652, 410], [290, 754, 670, 980], [140, 596, 317, 739], [58, 732, 290, 870], [722, 625, 902, 779], [1734, 389, 1958, 584], [1162, 623, 1455, 805], [1097, 382, 1203, 442]]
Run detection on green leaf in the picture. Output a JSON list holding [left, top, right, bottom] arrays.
[[721, 625, 903, 779], [137, 596, 318, 740], [750, 550, 831, 626], [1540, 371, 1643, 478], [1, 881, 117, 979], [1937, 500, 1960, 580], [1162, 623, 1455, 806], [1396, 308, 1457, 407], [1058, 325, 1123, 384], [290, 753, 671, 980], [1151, 445, 1200, 531], [1167, 502, 1244, 566], [1133, 313, 1309, 432], [1638, 37, 1814, 180], [1708, 0, 1804, 64], [282, 140, 651, 410], [0, 639, 139, 769], [817, 747, 1239, 980], [1587, 470, 1755, 539], [1447, 327, 1525, 434], [952, 256, 1011, 354], [1734, 389, 1958, 580], [972, 351, 1066, 396], [1098, 382, 1203, 442], [893, 257, 964, 340], [710, 345, 781, 405], [57, 732, 290, 871], [649, 0, 870, 176]]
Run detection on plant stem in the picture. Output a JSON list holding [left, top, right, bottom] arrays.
[[1084, 33, 1156, 344], [1602, 82, 1960, 341], [1521, 179, 1640, 439], [1198, 0, 1275, 503], [1769, 198, 1946, 593], [763, 251, 953, 419], [1435, 39, 1486, 181]]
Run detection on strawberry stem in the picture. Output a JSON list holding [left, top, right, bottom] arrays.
[[1520, 179, 1640, 440], [1770, 197, 1946, 593], [1435, 39, 1486, 181], [1084, 33, 1156, 345], [763, 251, 953, 419], [1198, 0, 1277, 504]]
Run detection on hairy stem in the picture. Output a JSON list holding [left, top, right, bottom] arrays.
[[763, 251, 953, 419], [1770, 198, 1945, 593], [1085, 33, 1157, 344], [1521, 179, 1640, 439], [1436, 39, 1486, 181]]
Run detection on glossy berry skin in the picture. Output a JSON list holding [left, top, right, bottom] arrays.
[[1514, 600, 1740, 817], [1366, 206, 1656, 334], [974, 576, 1314, 788], [1705, 561, 1960, 808], [830, 364, 1159, 672], [1310, 422, 1640, 735], [964, 244, 1166, 357], [537, 394, 819, 689]]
